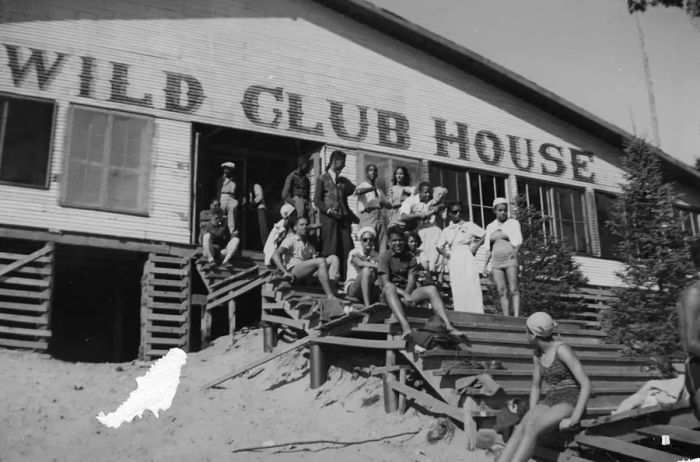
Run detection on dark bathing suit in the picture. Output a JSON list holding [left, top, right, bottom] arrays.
[[540, 345, 580, 407]]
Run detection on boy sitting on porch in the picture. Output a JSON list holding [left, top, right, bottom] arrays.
[[202, 207, 240, 266], [378, 226, 462, 340], [271, 216, 341, 301]]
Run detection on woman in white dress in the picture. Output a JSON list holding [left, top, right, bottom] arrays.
[[437, 201, 486, 313]]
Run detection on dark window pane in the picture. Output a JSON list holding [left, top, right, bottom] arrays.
[[0, 98, 53, 186]]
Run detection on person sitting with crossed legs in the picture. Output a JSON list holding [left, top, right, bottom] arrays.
[[378, 225, 462, 340], [271, 216, 340, 301], [345, 226, 381, 307]]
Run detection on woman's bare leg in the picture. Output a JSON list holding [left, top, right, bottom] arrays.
[[382, 283, 411, 335], [359, 267, 376, 307], [492, 268, 510, 316], [510, 403, 573, 462], [506, 266, 520, 317], [410, 285, 457, 332]]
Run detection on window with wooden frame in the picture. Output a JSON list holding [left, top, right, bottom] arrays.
[[0, 94, 55, 188], [518, 180, 591, 255], [62, 106, 153, 215], [357, 151, 421, 197], [429, 163, 506, 227], [678, 207, 700, 237]]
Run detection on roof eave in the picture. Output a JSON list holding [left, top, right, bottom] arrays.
[[312, 0, 700, 184]]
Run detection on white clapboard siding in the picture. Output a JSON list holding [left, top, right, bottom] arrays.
[[0, 108, 191, 244]]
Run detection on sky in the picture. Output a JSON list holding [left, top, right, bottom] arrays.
[[369, 0, 700, 167]]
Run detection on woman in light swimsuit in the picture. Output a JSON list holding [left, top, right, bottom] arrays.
[[496, 312, 591, 462], [484, 197, 522, 317]]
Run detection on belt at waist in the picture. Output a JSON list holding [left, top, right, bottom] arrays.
[[220, 192, 236, 197]]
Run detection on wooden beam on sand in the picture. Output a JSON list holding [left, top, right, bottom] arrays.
[[200, 337, 310, 391]]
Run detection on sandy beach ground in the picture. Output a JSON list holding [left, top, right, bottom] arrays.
[[1, 329, 494, 462]]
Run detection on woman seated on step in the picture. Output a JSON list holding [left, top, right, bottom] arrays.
[[271, 216, 340, 301], [496, 312, 591, 462], [378, 226, 461, 341]]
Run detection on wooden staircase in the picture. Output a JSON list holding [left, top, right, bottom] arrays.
[[194, 251, 269, 347], [256, 277, 678, 460]]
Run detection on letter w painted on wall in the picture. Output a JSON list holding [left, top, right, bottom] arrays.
[[4, 45, 67, 91]]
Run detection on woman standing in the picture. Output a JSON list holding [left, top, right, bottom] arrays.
[[386, 166, 414, 227], [484, 197, 522, 317], [496, 312, 590, 462], [436, 201, 486, 313]]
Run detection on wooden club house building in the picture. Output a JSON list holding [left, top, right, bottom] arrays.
[[1, 0, 699, 363]]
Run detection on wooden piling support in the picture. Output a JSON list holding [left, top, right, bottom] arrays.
[[201, 305, 212, 349], [383, 348, 398, 413], [262, 323, 277, 353], [398, 367, 407, 414], [309, 342, 328, 389], [228, 300, 236, 345]]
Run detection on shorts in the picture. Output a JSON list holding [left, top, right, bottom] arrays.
[[345, 277, 380, 302], [686, 356, 700, 413]]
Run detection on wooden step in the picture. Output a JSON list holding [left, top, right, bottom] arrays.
[[432, 368, 660, 390], [421, 349, 651, 373], [440, 335, 624, 356], [575, 434, 679, 462], [635, 424, 700, 447]]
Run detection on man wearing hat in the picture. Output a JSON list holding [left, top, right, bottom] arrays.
[[345, 227, 381, 306], [217, 161, 239, 236], [281, 154, 312, 220], [314, 150, 357, 280]]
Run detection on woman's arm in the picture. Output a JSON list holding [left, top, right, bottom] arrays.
[[557, 344, 591, 429], [529, 355, 542, 410]]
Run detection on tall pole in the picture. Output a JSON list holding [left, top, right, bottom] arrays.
[[635, 12, 661, 146]]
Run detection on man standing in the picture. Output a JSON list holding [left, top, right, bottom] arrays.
[[679, 239, 700, 419], [217, 161, 239, 236], [314, 150, 356, 280], [272, 216, 341, 301], [202, 207, 240, 266], [354, 164, 389, 250], [378, 226, 462, 339], [281, 154, 312, 220]]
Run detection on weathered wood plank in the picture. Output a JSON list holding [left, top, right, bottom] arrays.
[[310, 336, 405, 349], [390, 381, 461, 421], [149, 301, 188, 311], [0, 311, 49, 324], [148, 289, 188, 300], [575, 434, 678, 462], [149, 267, 189, 276], [206, 278, 265, 310], [0, 276, 51, 288], [146, 336, 186, 346], [0, 301, 49, 312], [0, 287, 50, 300], [0, 245, 52, 278], [150, 278, 188, 288], [200, 337, 311, 390], [150, 255, 188, 265], [260, 313, 308, 331], [0, 325, 51, 337], [635, 424, 700, 447], [0, 337, 48, 349], [146, 324, 188, 334], [580, 399, 690, 428], [146, 312, 187, 323]]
